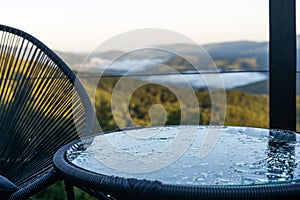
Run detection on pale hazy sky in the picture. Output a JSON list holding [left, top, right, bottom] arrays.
[[1, 0, 299, 52]]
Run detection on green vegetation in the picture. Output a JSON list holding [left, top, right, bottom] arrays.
[[95, 77, 269, 130], [214, 57, 259, 70], [164, 55, 262, 72], [32, 181, 96, 200]]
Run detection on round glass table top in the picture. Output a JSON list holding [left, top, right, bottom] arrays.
[[66, 126, 300, 186]]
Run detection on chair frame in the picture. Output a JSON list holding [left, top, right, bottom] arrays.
[[0, 24, 95, 200]]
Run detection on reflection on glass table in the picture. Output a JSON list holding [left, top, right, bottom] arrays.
[[54, 126, 300, 200]]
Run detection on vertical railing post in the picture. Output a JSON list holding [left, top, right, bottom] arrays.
[[269, 0, 296, 130]]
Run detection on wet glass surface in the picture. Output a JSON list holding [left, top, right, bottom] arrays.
[[67, 126, 300, 186]]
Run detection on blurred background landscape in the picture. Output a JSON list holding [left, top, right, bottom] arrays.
[[2, 0, 300, 199]]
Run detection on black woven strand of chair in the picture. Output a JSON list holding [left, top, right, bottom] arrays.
[[0, 24, 95, 199]]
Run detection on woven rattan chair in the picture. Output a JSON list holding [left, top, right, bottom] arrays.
[[0, 24, 94, 199]]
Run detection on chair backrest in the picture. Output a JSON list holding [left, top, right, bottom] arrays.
[[0, 24, 94, 187]]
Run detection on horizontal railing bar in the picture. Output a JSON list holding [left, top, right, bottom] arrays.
[[78, 70, 270, 78], [4, 70, 300, 80]]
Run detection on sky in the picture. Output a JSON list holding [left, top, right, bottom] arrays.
[[1, 0, 298, 52]]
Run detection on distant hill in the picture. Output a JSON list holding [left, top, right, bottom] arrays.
[[235, 78, 300, 95], [160, 41, 268, 58], [55, 50, 124, 70], [55, 50, 86, 70], [235, 79, 269, 94], [160, 41, 268, 71], [205, 41, 268, 59], [55, 36, 300, 71]]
